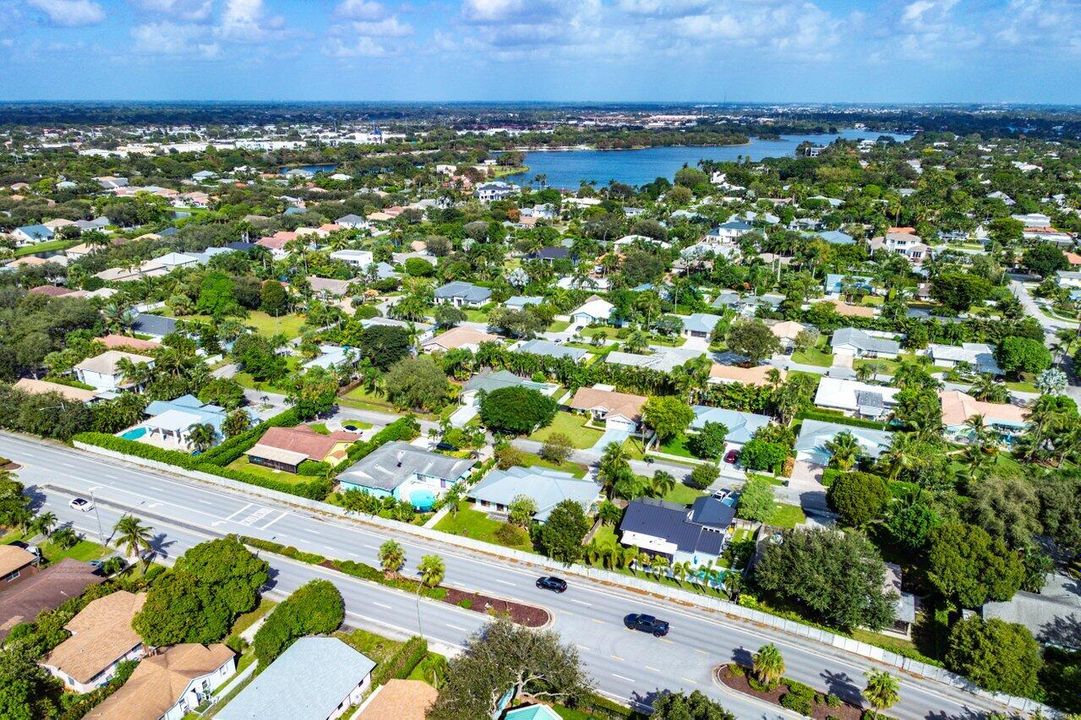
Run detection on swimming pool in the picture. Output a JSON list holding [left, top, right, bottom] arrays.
[[408, 489, 436, 512], [120, 427, 147, 441]]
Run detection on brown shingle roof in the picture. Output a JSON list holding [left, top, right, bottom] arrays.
[[252, 425, 358, 462], [85, 644, 235, 720], [709, 364, 785, 387], [568, 386, 646, 421], [0, 559, 104, 641], [99, 334, 159, 352], [43, 591, 147, 684], [357, 679, 437, 720], [13, 378, 97, 403], [0, 545, 36, 578]]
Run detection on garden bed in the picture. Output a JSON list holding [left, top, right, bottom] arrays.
[[716, 664, 871, 720], [443, 586, 550, 627]]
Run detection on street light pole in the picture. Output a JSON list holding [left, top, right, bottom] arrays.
[[89, 488, 105, 545]]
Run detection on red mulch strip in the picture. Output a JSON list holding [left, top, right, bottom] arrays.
[[716, 665, 868, 720], [443, 586, 551, 627]]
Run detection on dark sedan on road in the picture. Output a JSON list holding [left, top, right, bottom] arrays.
[[536, 576, 568, 593], [624, 613, 670, 636]]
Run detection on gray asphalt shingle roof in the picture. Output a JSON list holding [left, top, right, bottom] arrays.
[[338, 441, 475, 492], [619, 498, 729, 556]]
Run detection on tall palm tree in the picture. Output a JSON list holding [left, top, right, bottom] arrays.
[[723, 570, 743, 599], [825, 431, 861, 471], [650, 470, 677, 499], [417, 554, 444, 589], [113, 515, 153, 565], [672, 560, 689, 586], [752, 643, 786, 687], [863, 670, 901, 717], [879, 432, 918, 481], [28, 511, 57, 539], [597, 442, 631, 498], [186, 423, 217, 452], [378, 540, 406, 576]]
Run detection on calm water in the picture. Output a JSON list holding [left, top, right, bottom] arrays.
[[280, 163, 338, 175], [504, 128, 912, 189]]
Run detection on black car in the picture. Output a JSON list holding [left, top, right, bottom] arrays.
[[624, 613, 670, 637], [536, 576, 568, 593]]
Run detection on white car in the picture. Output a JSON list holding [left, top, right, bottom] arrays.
[[69, 497, 94, 512]]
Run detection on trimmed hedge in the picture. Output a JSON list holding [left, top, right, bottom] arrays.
[[796, 409, 891, 431], [253, 579, 345, 665], [372, 636, 429, 687], [199, 408, 301, 466], [73, 431, 332, 500]]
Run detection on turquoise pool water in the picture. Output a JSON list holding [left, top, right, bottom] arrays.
[[120, 427, 147, 440], [409, 489, 436, 512]]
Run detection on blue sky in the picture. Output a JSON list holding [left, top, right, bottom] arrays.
[[1, 0, 1079, 103]]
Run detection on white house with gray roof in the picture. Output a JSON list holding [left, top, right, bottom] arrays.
[[794, 419, 893, 467], [814, 377, 901, 420], [514, 339, 588, 363], [689, 406, 772, 448], [433, 281, 491, 307], [468, 466, 601, 523], [460, 370, 558, 408], [337, 441, 474, 509], [217, 637, 374, 720], [830, 328, 900, 359], [680, 313, 723, 339]]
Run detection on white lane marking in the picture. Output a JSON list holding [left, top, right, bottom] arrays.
[[307, 528, 321, 536], [610, 654, 624, 662], [197, 499, 215, 505], [591, 618, 604, 624], [576, 644, 590, 651], [445, 623, 467, 632], [494, 579, 515, 586], [363, 544, 378, 550], [694, 648, 708, 655], [372, 601, 392, 610], [235, 507, 274, 527], [261, 511, 288, 530], [568, 598, 592, 607], [644, 665, 662, 674], [611, 673, 635, 683], [223, 503, 254, 522], [680, 677, 699, 685]]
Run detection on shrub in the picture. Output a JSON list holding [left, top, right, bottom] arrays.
[[458, 598, 473, 609], [494, 522, 528, 547], [780, 680, 815, 715], [687, 463, 720, 490], [371, 636, 429, 686], [253, 580, 345, 665], [297, 459, 331, 476]]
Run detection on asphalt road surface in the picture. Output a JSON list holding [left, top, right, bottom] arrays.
[[0, 432, 1012, 720]]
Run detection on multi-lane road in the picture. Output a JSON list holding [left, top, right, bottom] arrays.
[[0, 432, 1009, 720]]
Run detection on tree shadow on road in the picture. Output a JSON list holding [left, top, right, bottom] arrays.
[[819, 668, 862, 705]]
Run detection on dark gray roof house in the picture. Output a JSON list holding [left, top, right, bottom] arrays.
[[130, 313, 178, 339], [433, 281, 491, 306], [619, 497, 734, 563], [830, 327, 900, 357], [531, 246, 570, 261], [338, 441, 475, 496]]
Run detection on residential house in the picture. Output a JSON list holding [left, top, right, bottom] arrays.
[[99, 334, 159, 352], [982, 573, 1081, 650], [824, 273, 874, 298], [422, 326, 500, 353], [246, 425, 359, 474], [308, 276, 353, 299], [708, 364, 785, 388], [504, 295, 544, 310], [218, 637, 375, 720], [460, 370, 558, 408], [29, 284, 75, 297], [475, 181, 519, 202], [12, 224, 54, 246], [256, 231, 298, 259], [85, 643, 235, 720], [707, 221, 755, 243], [529, 246, 570, 262], [818, 229, 855, 246], [680, 313, 722, 339], [0, 559, 105, 641], [335, 214, 370, 229], [606, 347, 706, 374], [689, 406, 772, 451], [329, 249, 374, 268], [830, 328, 900, 359], [869, 227, 930, 265], [303, 345, 355, 371], [130, 313, 178, 339], [468, 466, 602, 522], [814, 377, 901, 420], [939, 390, 1028, 443], [927, 343, 1002, 375], [140, 394, 239, 449], [766, 320, 808, 352], [355, 679, 437, 720], [74, 351, 154, 392], [568, 385, 646, 433], [13, 378, 97, 404], [433, 281, 491, 307], [337, 441, 475, 509], [1055, 270, 1081, 289], [570, 295, 614, 326], [42, 591, 147, 693], [884, 563, 917, 639], [619, 497, 735, 567], [1012, 212, 1053, 228], [0, 545, 37, 584], [514, 338, 588, 363], [794, 419, 893, 468]]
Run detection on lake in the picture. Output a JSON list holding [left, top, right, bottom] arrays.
[[503, 128, 912, 189], [280, 163, 338, 175]]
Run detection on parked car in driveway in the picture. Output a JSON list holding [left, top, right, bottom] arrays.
[[536, 576, 567, 593], [69, 497, 93, 512], [624, 613, 670, 636], [724, 449, 740, 465]]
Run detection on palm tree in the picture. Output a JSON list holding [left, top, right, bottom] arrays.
[[825, 431, 861, 471], [417, 554, 445, 590], [597, 442, 631, 498], [186, 422, 217, 452], [28, 511, 57, 539], [649, 554, 670, 577], [113, 514, 153, 565], [863, 670, 901, 717], [723, 570, 743, 599], [378, 540, 406, 576], [879, 432, 918, 481], [752, 643, 786, 687], [672, 560, 689, 586], [650, 470, 676, 499]]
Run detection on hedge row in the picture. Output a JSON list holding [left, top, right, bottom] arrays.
[[73, 432, 331, 500], [371, 636, 429, 687], [238, 536, 446, 600], [253, 579, 345, 665], [796, 409, 891, 431], [198, 407, 301, 466]]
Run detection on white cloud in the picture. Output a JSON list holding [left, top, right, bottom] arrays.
[[334, 0, 386, 21], [216, 0, 283, 42], [326, 35, 390, 58], [616, 0, 709, 18], [27, 0, 104, 26], [130, 0, 213, 22], [349, 17, 413, 37], [131, 21, 221, 57]]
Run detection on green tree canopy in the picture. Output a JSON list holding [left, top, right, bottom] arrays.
[[945, 616, 1042, 697], [384, 356, 450, 411], [996, 336, 1052, 377], [735, 475, 776, 522], [253, 580, 344, 665], [642, 395, 694, 444], [538, 499, 590, 562], [726, 320, 781, 364], [827, 471, 890, 527], [358, 325, 413, 370], [478, 386, 558, 435], [927, 521, 1023, 608]]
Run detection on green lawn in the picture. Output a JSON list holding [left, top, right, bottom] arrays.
[[791, 345, 834, 367], [766, 502, 806, 528], [655, 434, 695, 459], [590, 523, 620, 551], [42, 538, 108, 563], [14, 238, 81, 257], [230, 597, 276, 637], [244, 311, 308, 339], [547, 320, 571, 332], [529, 411, 603, 449], [580, 326, 621, 339], [1005, 377, 1039, 392], [232, 356, 300, 393], [852, 353, 949, 376], [227, 456, 313, 485], [434, 504, 535, 552], [335, 628, 404, 663], [340, 386, 400, 413], [663, 482, 708, 506], [516, 452, 588, 478]]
